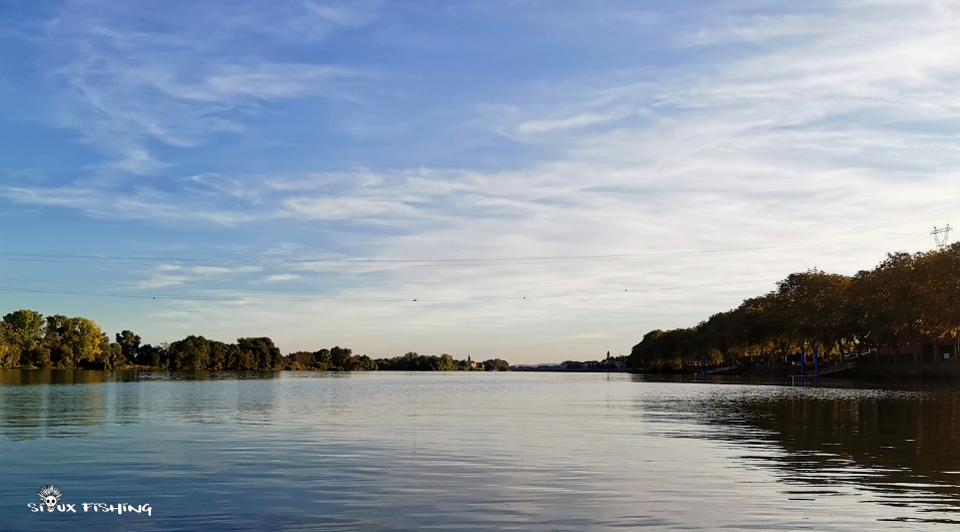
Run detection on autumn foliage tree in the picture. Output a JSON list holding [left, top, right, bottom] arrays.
[[1, 310, 510, 372], [628, 244, 960, 372]]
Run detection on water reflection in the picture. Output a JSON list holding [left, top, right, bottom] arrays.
[[655, 383, 960, 522], [0, 369, 283, 386], [0, 380, 107, 440], [0, 370, 281, 439], [3, 372, 960, 530], [0, 369, 119, 386]]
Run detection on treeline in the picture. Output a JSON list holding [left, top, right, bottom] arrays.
[[562, 352, 626, 371], [374, 352, 509, 371], [261, 349, 508, 371], [628, 243, 960, 372], [281, 346, 376, 371], [0, 309, 509, 371]]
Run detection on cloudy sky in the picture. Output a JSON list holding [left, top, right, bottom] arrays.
[[1, 0, 957, 363]]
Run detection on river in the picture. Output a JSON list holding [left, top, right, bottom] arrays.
[[1, 370, 958, 530]]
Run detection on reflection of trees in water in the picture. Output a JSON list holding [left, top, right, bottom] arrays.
[[0, 371, 109, 439], [0, 369, 283, 386], [719, 389, 960, 513], [0, 369, 114, 385], [236, 380, 277, 426], [0, 386, 46, 438], [0, 370, 282, 440]]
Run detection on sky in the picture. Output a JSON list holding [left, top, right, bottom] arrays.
[[1, 0, 959, 364]]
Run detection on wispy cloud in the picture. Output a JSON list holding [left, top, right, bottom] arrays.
[[264, 274, 300, 283], [305, 2, 379, 28], [4, 0, 960, 360], [683, 14, 827, 46], [2, 182, 264, 225], [136, 264, 264, 289], [281, 196, 419, 221], [26, 1, 379, 175], [516, 109, 630, 134]]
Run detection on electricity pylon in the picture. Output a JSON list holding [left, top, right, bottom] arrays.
[[932, 224, 952, 250]]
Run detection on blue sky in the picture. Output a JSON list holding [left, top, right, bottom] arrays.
[[1, 0, 958, 363]]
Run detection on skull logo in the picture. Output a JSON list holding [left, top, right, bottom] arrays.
[[37, 485, 63, 511]]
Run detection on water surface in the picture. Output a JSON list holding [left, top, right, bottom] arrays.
[[1, 370, 958, 530]]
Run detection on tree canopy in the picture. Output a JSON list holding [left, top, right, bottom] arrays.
[[628, 244, 960, 372], [0, 310, 509, 372]]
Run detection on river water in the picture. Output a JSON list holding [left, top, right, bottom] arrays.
[[0, 370, 958, 530]]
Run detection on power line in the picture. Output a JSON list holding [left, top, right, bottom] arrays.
[[0, 239, 897, 268], [0, 286, 632, 302], [0, 274, 768, 292], [0, 277, 775, 303]]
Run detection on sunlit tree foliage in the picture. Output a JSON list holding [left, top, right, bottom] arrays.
[[628, 244, 960, 372]]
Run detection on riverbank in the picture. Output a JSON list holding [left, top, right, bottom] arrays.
[[699, 360, 960, 381]]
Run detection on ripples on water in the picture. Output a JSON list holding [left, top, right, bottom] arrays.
[[1, 370, 959, 530]]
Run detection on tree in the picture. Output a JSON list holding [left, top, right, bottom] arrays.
[[42, 315, 105, 368], [914, 244, 960, 361], [438, 354, 456, 371], [313, 348, 332, 370], [138, 343, 167, 368], [105, 340, 126, 368], [776, 269, 853, 358], [872, 252, 923, 363], [168, 336, 211, 371], [848, 269, 879, 359], [115, 330, 141, 366], [0, 323, 19, 368], [330, 346, 352, 369], [3, 309, 46, 366], [342, 354, 377, 371], [223, 343, 248, 370], [208, 341, 230, 371], [237, 337, 281, 370], [483, 358, 510, 371]]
